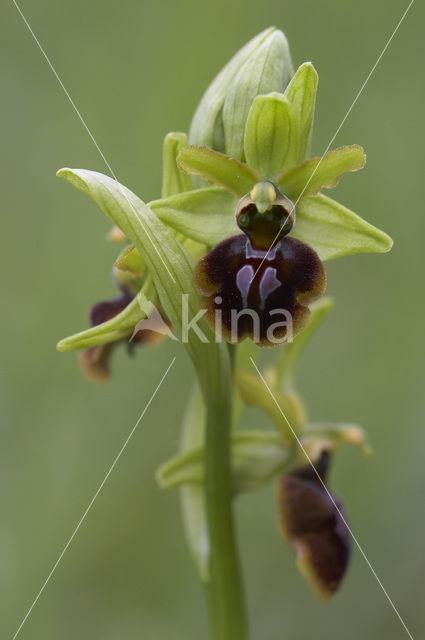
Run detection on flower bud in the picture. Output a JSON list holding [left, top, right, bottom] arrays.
[[276, 453, 351, 599], [189, 28, 293, 158], [222, 30, 293, 161]]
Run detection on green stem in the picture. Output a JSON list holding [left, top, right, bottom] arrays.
[[203, 356, 248, 639]]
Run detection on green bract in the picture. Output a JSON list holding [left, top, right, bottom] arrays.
[[158, 430, 290, 492], [56, 167, 231, 394], [57, 283, 152, 351]]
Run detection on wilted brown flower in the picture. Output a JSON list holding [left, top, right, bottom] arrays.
[[276, 452, 351, 599]]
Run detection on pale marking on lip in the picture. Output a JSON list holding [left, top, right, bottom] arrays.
[[259, 267, 281, 310], [236, 264, 254, 308]]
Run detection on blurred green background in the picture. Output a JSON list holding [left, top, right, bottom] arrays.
[[1, 0, 424, 638]]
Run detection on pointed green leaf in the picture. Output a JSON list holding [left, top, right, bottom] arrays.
[[277, 145, 366, 201], [189, 27, 278, 151], [223, 30, 293, 161], [244, 93, 300, 179], [277, 298, 334, 392], [158, 430, 290, 493], [161, 132, 193, 197], [56, 168, 232, 417], [293, 194, 393, 261], [57, 287, 149, 352], [284, 62, 318, 161], [150, 187, 238, 245], [177, 146, 259, 196]]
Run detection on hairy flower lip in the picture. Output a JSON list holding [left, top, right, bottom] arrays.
[[194, 230, 326, 346]]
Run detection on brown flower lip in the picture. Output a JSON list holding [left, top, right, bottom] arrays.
[[79, 293, 168, 382], [193, 182, 326, 346], [276, 453, 351, 599]]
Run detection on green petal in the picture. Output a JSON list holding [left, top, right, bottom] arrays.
[[283, 62, 318, 161], [277, 145, 366, 201], [157, 430, 290, 494], [150, 187, 238, 245], [189, 27, 277, 152], [293, 194, 393, 261], [177, 145, 259, 196], [244, 93, 300, 179], [161, 132, 193, 197], [57, 288, 149, 352], [223, 30, 293, 161]]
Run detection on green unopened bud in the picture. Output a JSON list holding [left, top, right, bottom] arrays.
[[189, 27, 277, 152], [114, 245, 144, 277], [189, 27, 293, 161], [222, 30, 293, 161]]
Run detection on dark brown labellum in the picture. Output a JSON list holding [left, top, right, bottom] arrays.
[[276, 453, 351, 599], [194, 183, 326, 346]]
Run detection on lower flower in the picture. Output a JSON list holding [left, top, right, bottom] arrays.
[[79, 292, 167, 382], [276, 452, 351, 599]]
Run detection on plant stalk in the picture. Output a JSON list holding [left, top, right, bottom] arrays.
[[203, 347, 248, 640]]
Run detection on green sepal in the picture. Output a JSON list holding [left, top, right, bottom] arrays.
[[223, 30, 293, 161], [277, 145, 366, 202], [57, 285, 151, 352], [114, 244, 144, 276], [161, 132, 193, 197], [157, 430, 290, 493], [300, 422, 372, 458], [189, 27, 278, 152], [283, 62, 318, 161], [244, 93, 300, 179], [177, 146, 259, 196], [150, 187, 238, 246], [293, 194, 393, 261]]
